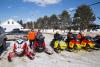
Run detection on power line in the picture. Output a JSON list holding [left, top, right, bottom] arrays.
[[69, 1, 100, 12], [97, 17, 100, 19], [88, 1, 100, 6]]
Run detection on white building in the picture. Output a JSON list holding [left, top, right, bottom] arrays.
[[0, 19, 23, 32]]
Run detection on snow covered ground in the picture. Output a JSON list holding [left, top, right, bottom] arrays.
[[0, 34, 100, 67]]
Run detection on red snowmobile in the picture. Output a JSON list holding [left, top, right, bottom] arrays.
[[7, 38, 35, 62], [65, 33, 82, 52], [33, 37, 53, 55], [68, 38, 82, 52], [81, 36, 98, 51]]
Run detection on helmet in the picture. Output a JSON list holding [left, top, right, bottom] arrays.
[[38, 29, 41, 32], [56, 31, 59, 34]]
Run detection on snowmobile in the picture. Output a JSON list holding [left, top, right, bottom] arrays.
[[33, 40, 45, 52], [81, 36, 97, 51], [65, 33, 82, 52], [0, 38, 7, 60], [93, 35, 100, 48], [54, 40, 67, 53], [33, 37, 53, 55], [68, 37, 82, 52], [50, 35, 67, 53], [7, 38, 35, 62]]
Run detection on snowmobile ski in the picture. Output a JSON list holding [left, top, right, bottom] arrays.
[[44, 48, 53, 55]]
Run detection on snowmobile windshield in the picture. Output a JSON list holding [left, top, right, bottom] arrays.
[[16, 39, 24, 44], [85, 36, 93, 41], [93, 36, 100, 41], [76, 38, 80, 41]]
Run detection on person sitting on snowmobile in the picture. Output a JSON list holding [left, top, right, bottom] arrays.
[[36, 29, 42, 35], [54, 32, 62, 41], [66, 31, 72, 45], [67, 32, 72, 39], [33, 29, 45, 52], [76, 32, 83, 42]]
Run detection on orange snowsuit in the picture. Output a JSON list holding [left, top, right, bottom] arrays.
[[28, 31, 36, 40]]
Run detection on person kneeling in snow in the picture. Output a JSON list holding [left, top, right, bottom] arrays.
[[54, 32, 62, 41]]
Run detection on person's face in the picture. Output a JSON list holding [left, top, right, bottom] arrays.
[[38, 30, 40, 32], [31, 29, 34, 32]]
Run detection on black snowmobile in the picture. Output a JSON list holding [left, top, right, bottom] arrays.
[[0, 38, 7, 60], [93, 35, 100, 48]]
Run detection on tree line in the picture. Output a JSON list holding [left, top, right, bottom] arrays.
[[18, 4, 100, 31]]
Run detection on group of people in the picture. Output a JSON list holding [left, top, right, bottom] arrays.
[[54, 31, 83, 43], [1, 29, 99, 61], [7, 28, 45, 61], [27, 28, 84, 50], [67, 31, 83, 42], [53, 31, 96, 52], [28, 28, 45, 49], [54, 31, 100, 52], [24, 28, 99, 53]]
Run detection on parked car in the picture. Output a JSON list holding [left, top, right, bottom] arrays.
[[6, 29, 29, 41], [0, 26, 7, 52]]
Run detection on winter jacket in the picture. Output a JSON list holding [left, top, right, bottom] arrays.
[[28, 31, 36, 40], [54, 33, 62, 40], [67, 32, 72, 39]]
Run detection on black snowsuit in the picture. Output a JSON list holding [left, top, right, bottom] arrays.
[[54, 33, 62, 41]]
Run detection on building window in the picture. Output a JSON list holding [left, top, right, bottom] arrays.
[[8, 21, 10, 24], [12, 21, 14, 24], [4, 28, 6, 30]]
